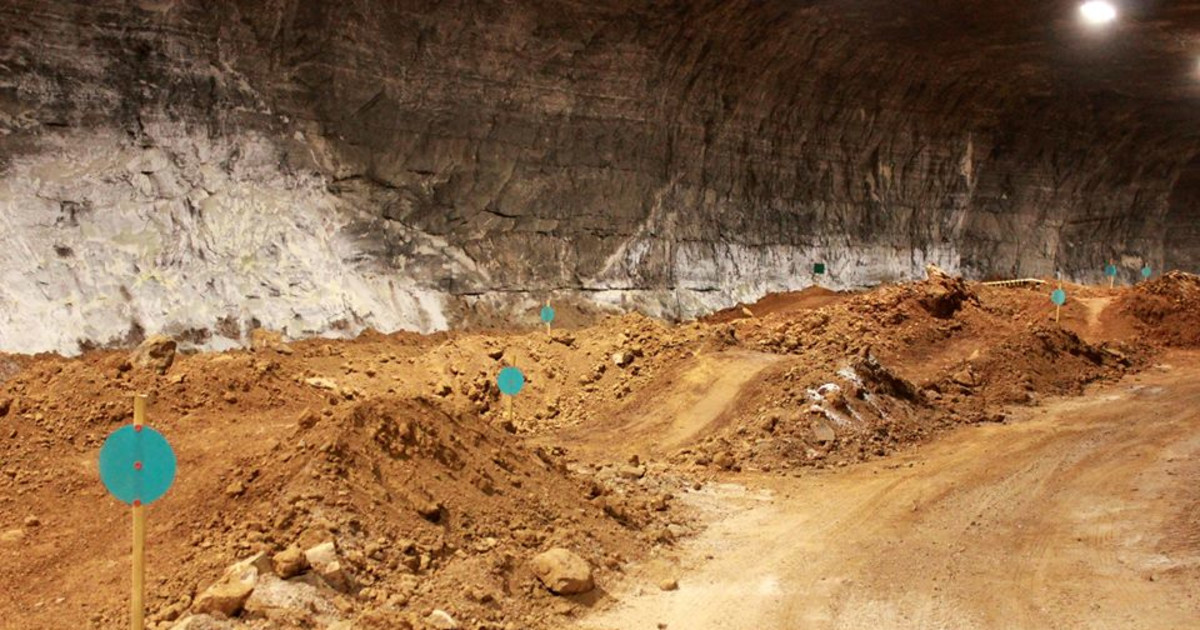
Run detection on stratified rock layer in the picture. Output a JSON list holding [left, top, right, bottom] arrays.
[[1, 1, 1197, 353]]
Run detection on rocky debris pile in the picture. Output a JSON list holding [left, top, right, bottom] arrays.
[[156, 395, 682, 629], [672, 352, 928, 472], [932, 327, 1142, 406], [172, 543, 355, 628], [738, 266, 984, 360], [1120, 271, 1200, 347]]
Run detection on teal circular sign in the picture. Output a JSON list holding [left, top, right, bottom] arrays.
[[1141, 266, 1152, 279], [540, 305, 555, 324], [1105, 264, 1118, 277], [1051, 288, 1067, 306], [497, 366, 525, 396], [99, 425, 176, 506]]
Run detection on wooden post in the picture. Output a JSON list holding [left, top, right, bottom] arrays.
[[131, 395, 147, 630], [505, 395, 513, 424], [1055, 303, 1061, 324]]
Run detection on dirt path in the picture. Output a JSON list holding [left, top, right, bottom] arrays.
[[579, 352, 1200, 630]]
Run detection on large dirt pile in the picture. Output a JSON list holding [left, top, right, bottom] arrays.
[[0, 345, 685, 630], [172, 396, 682, 629], [659, 269, 1144, 473], [1119, 271, 1200, 347], [933, 327, 1142, 406]]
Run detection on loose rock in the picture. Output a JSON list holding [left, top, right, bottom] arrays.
[[530, 548, 595, 595]]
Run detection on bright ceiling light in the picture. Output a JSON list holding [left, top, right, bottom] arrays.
[[1080, 1, 1118, 25]]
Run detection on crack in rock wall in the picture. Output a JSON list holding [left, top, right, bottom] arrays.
[[1, 0, 1197, 354]]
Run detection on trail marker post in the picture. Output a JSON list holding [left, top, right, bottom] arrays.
[[99, 395, 176, 630], [1051, 287, 1067, 324], [497, 366, 525, 424], [1105, 262, 1118, 288], [540, 303, 555, 333], [1142, 265, 1152, 281]]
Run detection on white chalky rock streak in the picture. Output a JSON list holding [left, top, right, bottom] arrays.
[[0, 126, 450, 355]]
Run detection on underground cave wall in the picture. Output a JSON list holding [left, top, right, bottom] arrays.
[[0, 0, 1193, 354]]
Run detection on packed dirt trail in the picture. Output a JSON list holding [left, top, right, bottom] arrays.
[[555, 350, 786, 458], [580, 352, 1200, 630]]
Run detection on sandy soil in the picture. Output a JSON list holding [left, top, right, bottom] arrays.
[[579, 352, 1200, 630]]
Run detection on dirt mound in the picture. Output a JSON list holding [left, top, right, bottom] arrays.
[[1119, 271, 1200, 347], [202, 395, 678, 628], [935, 326, 1142, 405], [0, 348, 686, 630]]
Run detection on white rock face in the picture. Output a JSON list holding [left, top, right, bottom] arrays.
[[0, 125, 452, 355]]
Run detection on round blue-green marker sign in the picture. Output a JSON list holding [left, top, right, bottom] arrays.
[[540, 305, 555, 324], [1142, 266, 1152, 279], [497, 366, 525, 396], [1105, 264, 1118, 277], [99, 425, 176, 506], [1051, 288, 1067, 306]]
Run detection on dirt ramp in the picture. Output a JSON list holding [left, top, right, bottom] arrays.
[[562, 351, 785, 458]]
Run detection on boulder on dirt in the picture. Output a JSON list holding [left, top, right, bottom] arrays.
[[530, 548, 595, 595], [612, 351, 634, 367], [243, 574, 338, 621], [304, 541, 351, 592], [130, 335, 177, 374], [191, 553, 268, 617], [272, 545, 309, 579]]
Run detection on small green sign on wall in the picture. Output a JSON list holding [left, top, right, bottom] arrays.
[[813, 263, 826, 275]]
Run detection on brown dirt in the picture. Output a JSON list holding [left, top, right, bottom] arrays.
[[0, 268, 1196, 629], [579, 352, 1200, 629], [1116, 271, 1200, 347], [702, 286, 850, 323]]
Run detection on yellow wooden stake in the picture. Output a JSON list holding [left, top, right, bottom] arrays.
[[1055, 303, 1061, 324], [132, 395, 147, 630], [505, 395, 513, 424]]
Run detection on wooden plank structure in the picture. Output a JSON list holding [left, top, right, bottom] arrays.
[[980, 278, 1048, 288]]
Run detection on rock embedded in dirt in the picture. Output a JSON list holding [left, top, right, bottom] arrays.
[[658, 578, 679, 591], [191, 554, 266, 617], [530, 548, 595, 595], [612, 351, 634, 367], [243, 574, 338, 622], [426, 609, 460, 629], [305, 377, 338, 390], [304, 541, 351, 592], [130, 335, 177, 374], [272, 545, 309, 579]]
